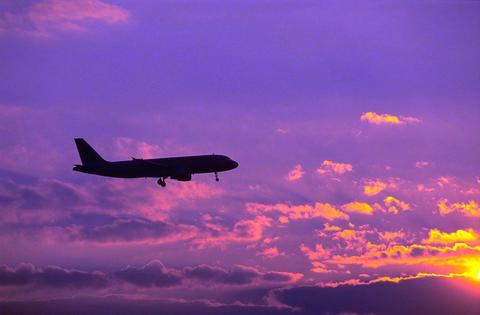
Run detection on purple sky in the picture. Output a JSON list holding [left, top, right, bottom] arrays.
[[1, 1, 480, 314]]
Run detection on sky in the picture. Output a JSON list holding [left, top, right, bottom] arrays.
[[1, 0, 480, 314]]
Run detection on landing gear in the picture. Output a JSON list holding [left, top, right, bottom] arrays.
[[214, 172, 219, 182], [157, 177, 166, 187]]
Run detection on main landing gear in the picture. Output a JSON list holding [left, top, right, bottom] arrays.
[[215, 172, 219, 182], [157, 177, 166, 187]]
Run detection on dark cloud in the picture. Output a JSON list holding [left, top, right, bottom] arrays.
[[0, 296, 294, 315], [114, 261, 299, 288], [0, 263, 36, 285], [261, 272, 293, 283], [37, 266, 108, 288], [273, 276, 480, 315], [184, 265, 258, 285], [71, 218, 175, 242], [183, 264, 297, 285], [3, 277, 480, 314], [0, 263, 107, 288], [115, 261, 182, 287], [0, 179, 82, 210]]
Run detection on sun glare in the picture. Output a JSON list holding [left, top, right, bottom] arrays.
[[477, 270, 480, 281]]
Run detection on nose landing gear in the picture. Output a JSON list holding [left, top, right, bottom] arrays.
[[157, 177, 166, 187], [215, 172, 219, 182]]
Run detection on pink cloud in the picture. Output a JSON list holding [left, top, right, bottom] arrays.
[[317, 160, 353, 175], [0, 105, 27, 116], [114, 137, 193, 160], [195, 216, 273, 248], [286, 164, 304, 181], [415, 161, 430, 168], [257, 247, 286, 259], [0, 0, 128, 37]]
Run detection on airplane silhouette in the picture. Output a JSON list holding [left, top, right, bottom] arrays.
[[73, 138, 238, 187]]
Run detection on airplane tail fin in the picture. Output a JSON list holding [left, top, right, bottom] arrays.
[[74, 138, 106, 165]]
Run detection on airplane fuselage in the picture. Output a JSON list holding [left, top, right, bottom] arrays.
[[73, 154, 238, 179]]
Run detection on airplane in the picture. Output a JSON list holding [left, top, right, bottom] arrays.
[[72, 138, 238, 187]]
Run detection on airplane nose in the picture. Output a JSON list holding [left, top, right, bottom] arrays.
[[231, 160, 239, 169]]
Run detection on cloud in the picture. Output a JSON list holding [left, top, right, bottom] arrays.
[[317, 160, 353, 175], [383, 196, 410, 214], [360, 112, 421, 125], [195, 215, 272, 248], [183, 264, 301, 285], [326, 241, 480, 273], [363, 179, 387, 196], [0, 0, 128, 37], [246, 202, 349, 222], [0, 263, 108, 288], [286, 164, 304, 181], [184, 265, 258, 285], [272, 275, 480, 315], [115, 261, 182, 288], [300, 244, 330, 261], [422, 229, 478, 245], [415, 161, 429, 168], [257, 247, 286, 259], [316, 160, 353, 175], [68, 218, 197, 244], [116, 261, 302, 288], [114, 137, 193, 160], [437, 199, 480, 217], [342, 202, 374, 215], [0, 178, 222, 225]]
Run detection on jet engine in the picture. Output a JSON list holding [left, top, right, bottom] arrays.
[[170, 168, 192, 182]]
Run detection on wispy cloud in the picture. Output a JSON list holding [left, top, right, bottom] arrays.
[[0, 0, 129, 37]]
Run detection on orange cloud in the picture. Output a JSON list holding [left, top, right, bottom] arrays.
[[342, 202, 374, 215], [286, 164, 305, 181], [246, 202, 349, 221], [320, 272, 457, 288], [0, 0, 129, 37], [422, 229, 478, 245], [438, 199, 480, 217], [333, 229, 369, 252], [383, 196, 410, 214], [323, 223, 341, 232], [360, 112, 421, 125], [317, 160, 353, 175], [363, 180, 387, 196], [310, 262, 342, 274], [378, 231, 406, 242], [326, 242, 480, 273]]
